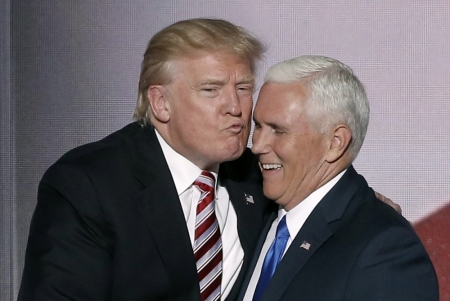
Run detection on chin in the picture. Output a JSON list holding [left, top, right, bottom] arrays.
[[262, 188, 276, 201], [224, 141, 245, 158]]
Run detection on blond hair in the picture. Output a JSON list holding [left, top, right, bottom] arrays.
[[133, 18, 265, 125]]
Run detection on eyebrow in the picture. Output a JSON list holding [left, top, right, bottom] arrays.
[[197, 79, 226, 87], [197, 75, 255, 87], [253, 118, 287, 131], [238, 75, 255, 84]]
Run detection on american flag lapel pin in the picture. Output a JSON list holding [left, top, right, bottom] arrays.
[[300, 241, 311, 250], [244, 193, 254, 204]]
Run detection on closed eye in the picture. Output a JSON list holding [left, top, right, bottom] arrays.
[[199, 86, 220, 97], [274, 128, 284, 135], [266, 122, 286, 135]]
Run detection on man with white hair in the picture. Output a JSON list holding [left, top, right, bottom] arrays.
[[240, 55, 438, 301]]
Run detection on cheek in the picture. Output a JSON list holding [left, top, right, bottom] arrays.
[[188, 104, 216, 125]]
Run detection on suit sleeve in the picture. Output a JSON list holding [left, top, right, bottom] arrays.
[[18, 162, 114, 301], [346, 223, 439, 301]]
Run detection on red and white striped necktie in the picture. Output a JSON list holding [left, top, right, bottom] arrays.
[[193, 171, 223, 301]]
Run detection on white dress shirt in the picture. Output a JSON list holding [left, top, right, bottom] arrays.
[[155, 130, 244, 299], [243, 169, 346, 300]]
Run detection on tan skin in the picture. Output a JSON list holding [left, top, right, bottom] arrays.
[[148, 52, 400, 212], [148, 51, 254, 171], [252, 81, 400, 212]]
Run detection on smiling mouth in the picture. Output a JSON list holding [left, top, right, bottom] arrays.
[[260, 163, 282, 170]]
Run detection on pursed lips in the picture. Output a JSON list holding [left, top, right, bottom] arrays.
[[224, 121, 245, 134]]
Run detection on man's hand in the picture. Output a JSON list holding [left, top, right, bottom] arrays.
[[375, 191, 402, 214]]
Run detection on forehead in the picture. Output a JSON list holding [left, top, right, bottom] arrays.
[[172, 51, 253, 77], [255, 82, 308, 116]]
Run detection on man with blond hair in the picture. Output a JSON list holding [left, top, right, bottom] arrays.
[[18, 18, 269, 301]]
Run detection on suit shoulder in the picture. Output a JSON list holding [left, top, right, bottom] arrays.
[[42, 123, 145, 182], [337, 169, 412, 234], [364, 195, 412, 231], [57, 123, 142, 163], [330, 172, 418, 250], [337, 192, 428, 265]]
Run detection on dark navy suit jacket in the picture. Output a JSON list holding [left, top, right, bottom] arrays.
[[18, 122, 272, 301], [238, 166, 439, 301]]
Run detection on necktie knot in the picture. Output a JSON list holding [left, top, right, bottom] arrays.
[[275, 215, 289, 240], [194, 171, 215, 194], [194, 171, 215, 213]]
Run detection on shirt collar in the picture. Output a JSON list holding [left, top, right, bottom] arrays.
[[277, 169, 347, 238], [155, 129, 218, 195]]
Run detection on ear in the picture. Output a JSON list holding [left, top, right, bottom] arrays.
[[147, 85, 170, 123], [325, 124, 352, 163]]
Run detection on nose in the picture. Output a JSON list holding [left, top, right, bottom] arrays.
[[251, 127, 270, 155], [223, 89, 242, 116]]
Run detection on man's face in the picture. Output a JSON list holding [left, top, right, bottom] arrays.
[[252, 82, 330, 210], [161, 52, 254, 170]]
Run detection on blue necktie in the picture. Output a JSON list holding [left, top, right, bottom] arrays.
[[252, 215, 290, 301]]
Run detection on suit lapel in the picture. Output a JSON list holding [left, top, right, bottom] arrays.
[[235, 210, 277, 300], [226, 179, 266, 254], [262, 210, 333, 301], [261, 167, 362, 301], [132, 127, 200, 301], [220, 152, 272, 301], [223, 179, 268, 300]]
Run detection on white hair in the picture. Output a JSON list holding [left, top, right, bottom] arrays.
[[264, 55, 370, 161]]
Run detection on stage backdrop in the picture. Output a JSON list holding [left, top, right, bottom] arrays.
[[2, 1, 449, 300]]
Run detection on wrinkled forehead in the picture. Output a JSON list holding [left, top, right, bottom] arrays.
[[168, 51, 255, 82], [256, 81, 308, 105], [169, 48, 254, 74], [185, 48, 253, 65]]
